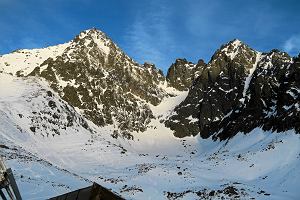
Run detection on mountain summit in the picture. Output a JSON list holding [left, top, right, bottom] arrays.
[[25, 28, 169, 138], [166, 39, 299, 140]]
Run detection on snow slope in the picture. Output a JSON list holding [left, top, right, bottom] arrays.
[[0, 43, 70, 76], [0, 72, 299, 199], [0, 136, 90, 200], [240, 52, 262, 104]]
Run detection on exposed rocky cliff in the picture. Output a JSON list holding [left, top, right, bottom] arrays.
[[214, 51, 299, 140], [28, 29, 168, 138], [166, 58, 206, 91], [166, 39, 299, 140]]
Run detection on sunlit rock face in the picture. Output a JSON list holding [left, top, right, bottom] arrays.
[[28, 29, 167, 138]]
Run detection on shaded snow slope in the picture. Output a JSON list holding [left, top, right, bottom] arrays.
[[0, 73, 299, 199], [0, 136, 90, 199]]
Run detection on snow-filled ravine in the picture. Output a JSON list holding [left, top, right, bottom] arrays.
[[0, 73, 299, 200]]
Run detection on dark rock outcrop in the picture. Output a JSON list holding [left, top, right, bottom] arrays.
[[166, 39, 257, 138], [166, 58, 206, 91], [166, 40, 299, 140], [214, 52, 299, 140]]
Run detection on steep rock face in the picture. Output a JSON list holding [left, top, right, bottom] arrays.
[[166, 58, 206, 91], [28, 29, 167, 137], [166, 39, 299, 140], [166, 39, 258, 138], [214, 51, 299, 140]]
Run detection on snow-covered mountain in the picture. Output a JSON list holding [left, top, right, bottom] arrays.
[[0, 29, 299, 199], [166, 39, 299, 140], [1, 29, 168, 139]]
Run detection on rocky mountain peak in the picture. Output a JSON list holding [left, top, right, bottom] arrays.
[[166, 58, 206, 91], [22, 28, 169, 138], [75, 28, 110, 43], [78, 28, 105, 37], [210, 39, 257, 67], [219, 39, 245, 55], [196, 59, 206, 66], [166, 39, 298, 140], [72, 28, 112, 57]]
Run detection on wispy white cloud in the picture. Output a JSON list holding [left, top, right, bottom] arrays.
[[124, 2, 176, 69], [283, 35, 300, 55]]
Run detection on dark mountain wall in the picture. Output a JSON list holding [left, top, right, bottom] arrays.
[[166, 40, 299, 140], [166, 58, 206, 91]]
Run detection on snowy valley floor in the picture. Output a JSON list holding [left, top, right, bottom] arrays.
[[0, 74, 300, 199]]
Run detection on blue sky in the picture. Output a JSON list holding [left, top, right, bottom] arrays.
[[0, 0, 300, 73]]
